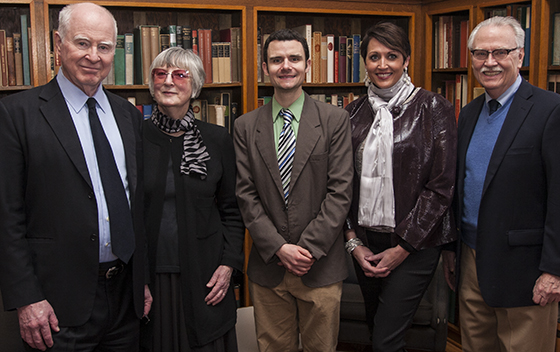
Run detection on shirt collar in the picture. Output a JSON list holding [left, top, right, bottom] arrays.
[[272, 91, 305, 123], [485, 74, 522, 107], [56, 70, 111, 115]]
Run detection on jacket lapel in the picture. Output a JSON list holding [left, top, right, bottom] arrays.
[[290, 94, 320, 190], [39, 80, 92, 188], [107, 91, 137, 197], [255, 103, 284, 197], [482, 80, 533, 196]]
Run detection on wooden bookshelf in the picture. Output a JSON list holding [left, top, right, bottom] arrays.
[[2, 0, 559, 315], [41, 1, 247, 115], [0, 0, 38, 97], [254, 7, 414, 109], [424, 6, 474, 115], [422, 0, 553, 105]]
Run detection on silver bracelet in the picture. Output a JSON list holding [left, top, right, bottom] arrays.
[[345, 237, 364, 255]]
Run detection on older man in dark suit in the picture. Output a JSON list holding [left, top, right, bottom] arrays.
[[0, 3, 151, 351], [443, 16, 560, 352], [234, 29, 353, 352]]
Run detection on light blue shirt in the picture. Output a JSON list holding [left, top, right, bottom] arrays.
[[57, 71, 129, 263]]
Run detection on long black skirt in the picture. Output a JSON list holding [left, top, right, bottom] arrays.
[[142, 273, 238, 352]]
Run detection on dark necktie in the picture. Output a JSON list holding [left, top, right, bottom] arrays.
[[87, 98, 135, 263], [278, 109, 296, 201], [488, 99, 501, 115]]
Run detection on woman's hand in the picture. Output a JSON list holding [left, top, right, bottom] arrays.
[[366, 245, 410, 278], [205, 265, 233, 306], [352, 245, 391, 278]]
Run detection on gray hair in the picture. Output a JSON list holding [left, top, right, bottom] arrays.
[[467, 16, 525, 50], [148, 47, 206, 99]]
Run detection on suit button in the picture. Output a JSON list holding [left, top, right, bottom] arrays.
[[90, 234, 97, 242], [281, 226, 287, 232], [88, 192, 94, 200]]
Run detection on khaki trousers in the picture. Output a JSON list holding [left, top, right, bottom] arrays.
[[459, 243, 558, 352], [249, 272, 342, 352]]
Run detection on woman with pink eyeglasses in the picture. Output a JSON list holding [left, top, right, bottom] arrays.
[[141, 47, 244, 352]]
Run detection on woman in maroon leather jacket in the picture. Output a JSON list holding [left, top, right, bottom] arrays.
[[343, 22, 457, 351]]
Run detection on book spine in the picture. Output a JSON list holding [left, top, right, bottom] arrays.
[[149, 26, 160, 69], [553, 13, 560, 65], [352, 34, 361, 83], [13, 33, 23, 85], [305, 25, 312, 83], [346, 37, 352, 83], [20, 14, 30, 85], [205, 29, 213, 84], [212, 42, 220, 83], [176, 25, 183, 48], [125, 33, 134, 85], [312, 31, 321, 83], [160, 34, 170, 51], [0, 30, 8, 87], [182, 26, 192, 50], [222, 42, 231, 83], [327, 35, 334, 83], [257, 27, 261, 83], [338, 36, 346, 83], [114, 35, 125, 86], [7, 36, 16, 86], [334, 36, 339, 83], [168, 25, 177, 47], [192, 30, 198, 55]]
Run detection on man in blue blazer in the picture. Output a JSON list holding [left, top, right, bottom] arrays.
[[0, 3, 151, 351], [443, 16, 560, 351], [234, 29, 353, 352]]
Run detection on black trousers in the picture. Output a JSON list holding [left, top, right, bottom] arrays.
[[354, 232, 441, 352], [25, 262, 140, 352]]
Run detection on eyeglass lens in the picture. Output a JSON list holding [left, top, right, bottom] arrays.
[[472, 49, 515, 61], [152, 69, 190, 83]]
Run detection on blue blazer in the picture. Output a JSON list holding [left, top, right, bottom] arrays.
[[454, 79, 560, 307]]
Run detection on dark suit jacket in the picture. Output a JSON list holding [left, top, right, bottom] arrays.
[[0, 78, 146, 326], [455, 79, 560, 307], [143, 119, 244, 347], [234, 92, 353, 288]]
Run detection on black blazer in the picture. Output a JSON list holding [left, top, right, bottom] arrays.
[[455, 79, 560, 307], [143, 119, 244, 347], [0, 79, 146, 325]]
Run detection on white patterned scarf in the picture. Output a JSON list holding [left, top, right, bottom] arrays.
[[358, 71, 415, 230], [151, 104, 211, 179]]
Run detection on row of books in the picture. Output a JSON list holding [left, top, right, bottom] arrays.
[[553, 13, 560, 66], [0, 14, 32, 87], [433, 16, 469, 69], [257, 26, 366, 84], [257, 92, 360, 109], [309, 92, 361, 108], [128, 92, 238, 134], [53, 25, 241, 86], [436, 74, 468, 121], [484, 4, 531, 67], [547, 74, 560, 95]]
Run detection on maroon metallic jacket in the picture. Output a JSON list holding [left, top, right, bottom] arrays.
[[345, 88, 457, 251]]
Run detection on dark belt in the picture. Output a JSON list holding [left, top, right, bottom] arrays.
[[99, 260, 125, 279]]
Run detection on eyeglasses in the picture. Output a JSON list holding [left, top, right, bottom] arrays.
[[470, 48, 518, 61], [152, 69, 191, 84]]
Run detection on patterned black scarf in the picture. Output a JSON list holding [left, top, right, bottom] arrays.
[[151, 104, 210, 179]]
